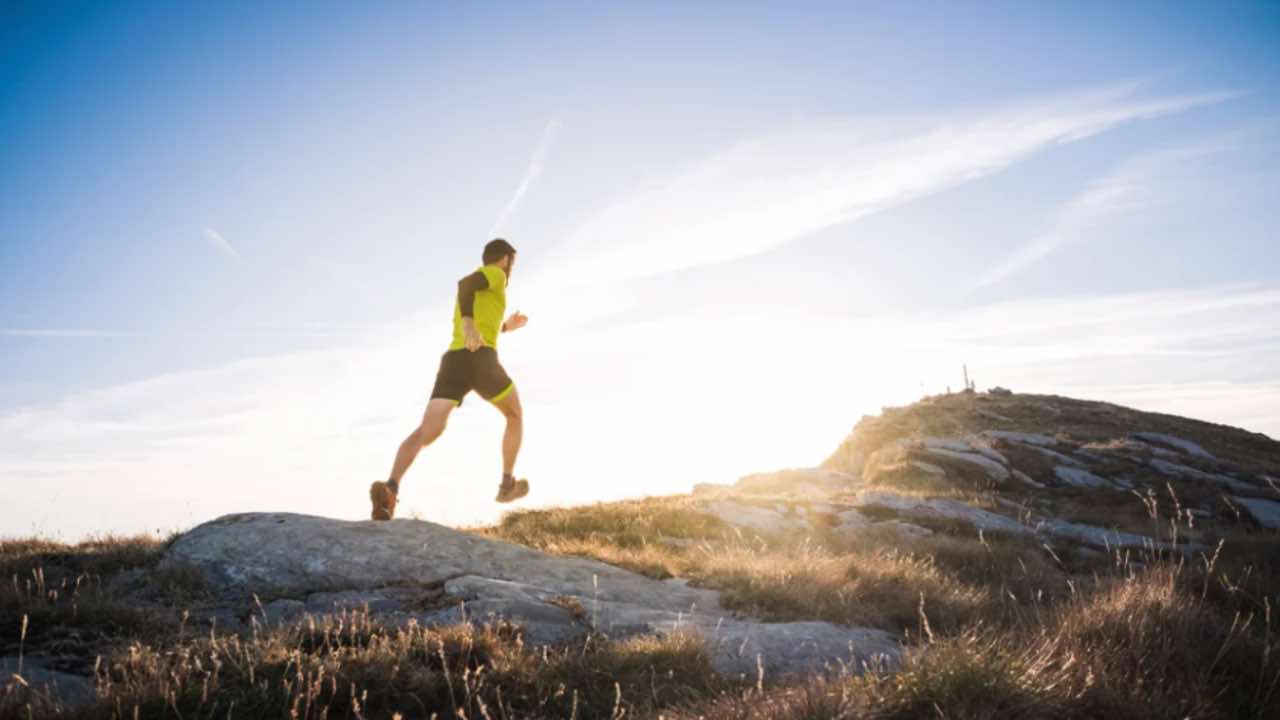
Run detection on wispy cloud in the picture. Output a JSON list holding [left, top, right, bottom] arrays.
[[489, 119, 562, 237], [973, 140, 1237, 289], [973, 172, 1150, 290], [1, 329, 140, 338], [540, 85, 1232, 285], [203, 227, 243, 263]]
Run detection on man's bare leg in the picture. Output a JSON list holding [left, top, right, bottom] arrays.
[[372, 398, 456, 520], [371, 394, 455, 517], [389, 398, 456, 485], [490, 387, 527, 502], [491, 386, 522, 475]]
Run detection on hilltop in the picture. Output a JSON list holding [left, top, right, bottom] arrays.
[[3, 390, 1278, 719]]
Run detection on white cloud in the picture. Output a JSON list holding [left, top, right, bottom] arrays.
[[973, 140, 1238, 289], [538, 86, 1232, 286], [0, 329, 140, 338], [203, 227, 243, 263], [489, 119, 562, 237]]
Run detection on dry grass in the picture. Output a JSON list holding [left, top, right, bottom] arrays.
[[0, 535, 168, 580], [489, 497, 1070, 636], [672, 561, 1280, 720], [486, 489, 1278, 718], [492, 497, 728, 547], [2, 610, 730, 719], [699, 541, 991, 634], [1, 535, 179, 676]]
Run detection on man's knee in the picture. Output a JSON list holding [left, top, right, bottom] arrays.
[[501, 400, 522, 422]]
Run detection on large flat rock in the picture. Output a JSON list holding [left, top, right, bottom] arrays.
[[167, 512, 717, 611], [165, 513, 900, 676]]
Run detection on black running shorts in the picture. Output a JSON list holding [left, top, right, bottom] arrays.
[[430, 347, 514, 406]]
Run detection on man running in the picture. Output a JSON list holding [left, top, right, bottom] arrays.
[[370, 238, 530, 520]]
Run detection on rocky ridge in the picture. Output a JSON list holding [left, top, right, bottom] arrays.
[[162, 513, 899, 678], [692, 393, 1279, 554]]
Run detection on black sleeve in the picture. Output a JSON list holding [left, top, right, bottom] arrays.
[[457, 270, 490, 318]]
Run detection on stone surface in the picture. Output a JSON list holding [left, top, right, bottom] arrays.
[[166, 513, 899, 676], [1012, 470, 1045, 489], [1147, 459, 1254, 492], [1131, 432, 1215, 459], [1113, 439, 1181, 459], [873, 520, 934, 537], [262, 598, 306, 625], [732, 468, 857, 496], [1234, 496, 1280, 529], [835, 509, 871, 530], [921, 437, 973, 453], [305, 590, 407, 615], [923, 436, 1009, 467], [431, 575, 896, 674], [958, 437, 1012, 466], [917, 447, 1012, 482], [982, 431, 1056, 447], [1053, 466, 1112, 489], [1027, 445, 1085, 467], [0, 656, 95, 710], [911, 461, 947, 476], [854, 491, 1030, 536], [189, 606, 246, 634], [1036, 519, 1177, 550], [704, 500, 805, 532], [169, 513, 717, 610]]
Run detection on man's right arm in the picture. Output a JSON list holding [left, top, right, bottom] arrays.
[[457, 271, 490, 349]]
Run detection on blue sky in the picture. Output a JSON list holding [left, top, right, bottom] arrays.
[[2, 1, 1278, 538]]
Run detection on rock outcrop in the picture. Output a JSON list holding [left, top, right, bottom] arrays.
[[165, 513, 900, 676], [1234, 496, 1280, 529], [695, 394, 1280, 554]]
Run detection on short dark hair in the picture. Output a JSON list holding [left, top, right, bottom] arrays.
[[483, 238, 517, 265]]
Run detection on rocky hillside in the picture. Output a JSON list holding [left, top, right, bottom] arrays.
[[823, 390, 1280, 531], [687, 391, 1280, 548], [3, 390, 1278, 719]]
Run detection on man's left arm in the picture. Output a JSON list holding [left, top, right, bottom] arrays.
[[501, 311, 528, 333]]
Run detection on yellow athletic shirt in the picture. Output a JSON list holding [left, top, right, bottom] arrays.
[[449, 264, 507, 351]]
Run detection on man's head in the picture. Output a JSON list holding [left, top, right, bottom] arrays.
[[483, 238, 517, 276]]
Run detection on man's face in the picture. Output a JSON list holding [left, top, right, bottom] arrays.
[[502, 253, 516, 279]]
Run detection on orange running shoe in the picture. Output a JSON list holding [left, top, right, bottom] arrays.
[[495, 477, 529, 503], [369, 481, 398, 520]]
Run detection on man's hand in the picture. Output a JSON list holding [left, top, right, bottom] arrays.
[[463, 317, 485, 351], [502, 311, 528, 333]]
